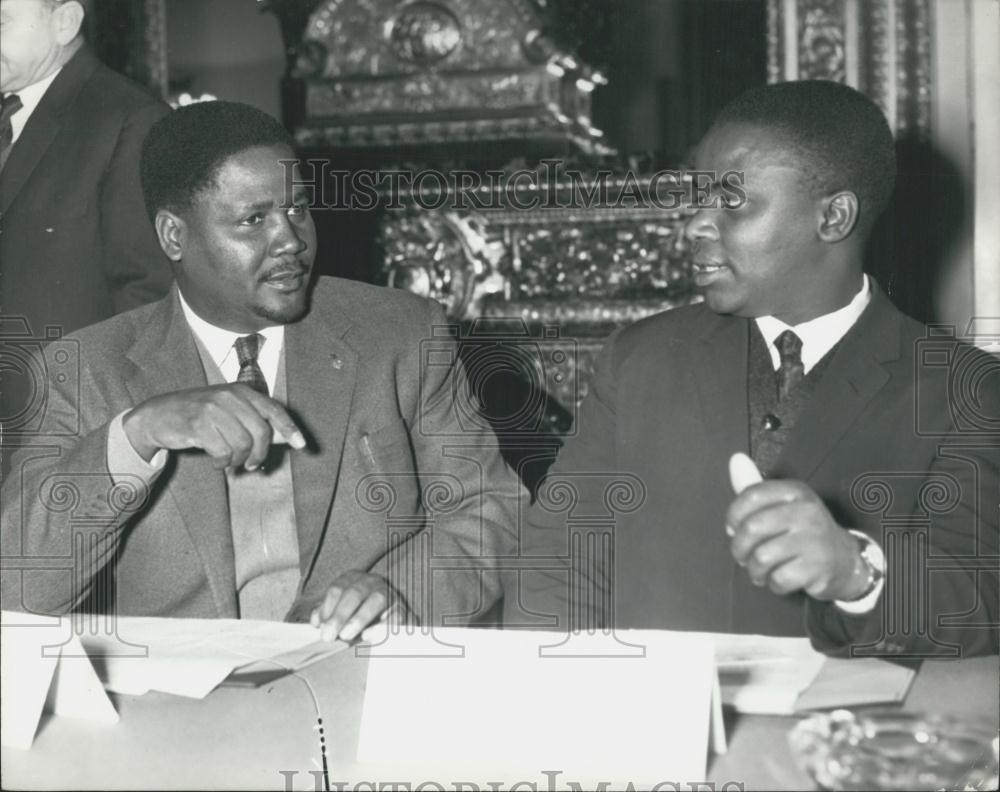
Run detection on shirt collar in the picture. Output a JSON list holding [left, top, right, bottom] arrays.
[[754, 275, 871, 374], [5, 67, 62, 140], [177, 289, 284, 372]]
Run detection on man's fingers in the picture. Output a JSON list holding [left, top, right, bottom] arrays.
[[218, 391, 275, 469], [742, 531, 799, 585], [726, 479, 811, 533], [767, 558, 811, 596], [338, 591, 389, 642], [207, 405, 258, 468], [320, 586, 366, 642], [311, 575, 390, 642], [729, 501, 798, 565], [311, 585, 343, 628], [238, 387, 306, 450]]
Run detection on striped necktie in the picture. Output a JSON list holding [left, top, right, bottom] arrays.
[[234, 333, 269, 396], [0, 93, 24, 171]]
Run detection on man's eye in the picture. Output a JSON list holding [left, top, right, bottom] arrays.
[[288, 203, 307, 217], [241, 214, 264, 226]]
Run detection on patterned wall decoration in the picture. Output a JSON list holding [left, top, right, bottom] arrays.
[[766, 0, 932, 139]]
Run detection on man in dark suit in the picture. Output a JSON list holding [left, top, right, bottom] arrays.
[[509, 81, 999, 657], [1, 0, 172, 434], [1, 101, 523, 639]]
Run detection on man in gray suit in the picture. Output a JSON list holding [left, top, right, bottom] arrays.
[[1, 101, 523, 641]]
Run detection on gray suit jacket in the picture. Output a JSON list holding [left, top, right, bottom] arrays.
[[1, 278, 523, 625]]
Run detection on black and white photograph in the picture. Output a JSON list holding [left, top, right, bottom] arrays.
[[1, 0, 998, 789]]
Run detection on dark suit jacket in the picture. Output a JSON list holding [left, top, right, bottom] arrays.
[[0, 47, 172, 339], [1, 278, 523, 625], [510, 286, 999, 656]]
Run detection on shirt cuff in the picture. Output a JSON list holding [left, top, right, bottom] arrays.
[[106, 410, 168, 485], [834, 530, 885, 614]]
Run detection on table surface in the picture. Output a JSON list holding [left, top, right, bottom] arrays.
[[3, 649, 998, 791]]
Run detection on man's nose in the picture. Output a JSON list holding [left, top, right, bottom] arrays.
[[684, 208, 719, 243], [270, 215, 308, 257]]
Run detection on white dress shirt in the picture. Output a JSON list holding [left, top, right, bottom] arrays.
[[4, 67, 62, 146], [178, 289, 285, 395], [754, 275, 871, 374], [753, 274, 883, 613]]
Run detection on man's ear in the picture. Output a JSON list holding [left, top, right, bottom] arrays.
[[818, 191, 859, 243], [154, 210, 186, 262], [52, 1, 86, 46]]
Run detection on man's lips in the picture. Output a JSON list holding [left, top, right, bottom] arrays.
[[692, 259, 729, 285], [261, 265, 310, 292]]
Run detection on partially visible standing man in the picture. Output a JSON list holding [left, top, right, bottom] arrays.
[[0, 0, 172, 440]]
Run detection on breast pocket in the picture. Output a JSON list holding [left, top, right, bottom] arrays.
[[357, 417, 421, 516]]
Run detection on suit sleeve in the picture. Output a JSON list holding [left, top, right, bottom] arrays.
[[503, 329, 624, 633], [0, 346, 152, 615], [363, 301, 526, 627], [806, 357, 1000, 658], [100, 100, 173, 313]]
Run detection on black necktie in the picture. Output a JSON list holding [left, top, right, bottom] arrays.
[[234, 334, 269, 396], [0, 93, 23, 170], [775, 329, 804, 401]]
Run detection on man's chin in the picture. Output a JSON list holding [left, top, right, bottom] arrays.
[[254, 293, 311, 325]]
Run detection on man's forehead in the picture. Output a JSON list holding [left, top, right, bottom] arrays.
[[195, 146, 301, 207], [695, 121, 803, 172]]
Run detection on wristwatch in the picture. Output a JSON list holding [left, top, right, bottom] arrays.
[[844, 530, 886, 601]]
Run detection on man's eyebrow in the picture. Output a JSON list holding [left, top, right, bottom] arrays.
[[236, 198, 276, 213]]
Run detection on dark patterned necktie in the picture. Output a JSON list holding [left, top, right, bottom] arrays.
[[775, 329, 805, 401], [0, 93, 24, 170], [234, 334, 269, 396]]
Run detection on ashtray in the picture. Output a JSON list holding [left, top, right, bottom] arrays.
[[788, 708, 999, 790]]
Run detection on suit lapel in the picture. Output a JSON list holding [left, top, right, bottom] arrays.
[[776, 286, 900, 482], [693, 313, 751, 459], [285, 308, 359, 586], [0, 48, 98, 215], [123, 289, 237, 616]]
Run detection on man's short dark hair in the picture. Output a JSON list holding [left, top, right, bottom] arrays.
[[714, 80, 896, 227], [140, 101, 295, 222]]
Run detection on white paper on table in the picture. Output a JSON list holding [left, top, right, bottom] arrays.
[[1, 611, 119, 750], [80, 616, 347, 698], [357, 628, 717, 788]]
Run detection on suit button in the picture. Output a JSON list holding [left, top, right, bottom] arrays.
[[763, 413, 782, 431], [331, 355, 343, 370]]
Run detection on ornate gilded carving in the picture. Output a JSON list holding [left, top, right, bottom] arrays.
[[767, 0, 932, 139], [797, 0, 846, 82], [291, 0, 609, 152], [378, 174, 695, 322], [387, 2, 464, 65]]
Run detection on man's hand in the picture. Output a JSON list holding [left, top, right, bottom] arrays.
[[122, 384, 306, 470], [310, 571, 402, 642], [727, 480, 867, 601]]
